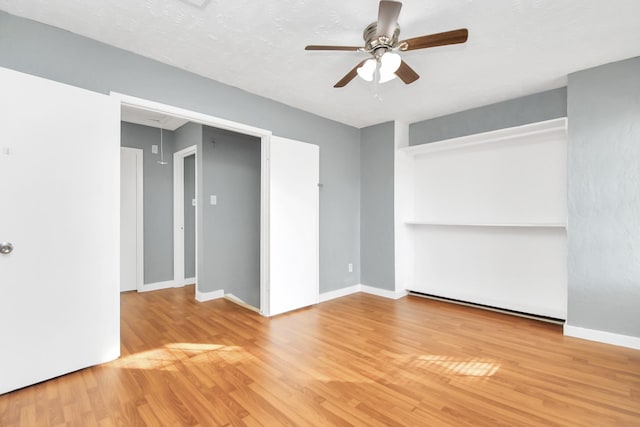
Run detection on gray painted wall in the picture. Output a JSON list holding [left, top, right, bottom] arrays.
[[567, 57, 640, 338], [184, 154, 196, 279], [201, 126, 261, 306], [360, 122, 395, 291], [0, 11, 361, 294], [120, 122, 175, 284], [174, 121, 201, 152], [409, 88, 567, 145]]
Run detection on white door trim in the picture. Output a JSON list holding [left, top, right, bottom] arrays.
[[111, 92, 273, 315], [120, 147, 144, 292], [260, 138, 271, 315], [174, 145, 197, 288]]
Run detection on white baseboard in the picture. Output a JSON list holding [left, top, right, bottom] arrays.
[[319, 284, 408, 303], [138, 278, 196, 292], [225, 293, 260, 313], [319, 284, 362, 302], [195, 288, 224, 302], [175, 277, 196, 287], [564, 324, 640, 350], [361, 285, 408, 300], [138, 280, 175, 293]]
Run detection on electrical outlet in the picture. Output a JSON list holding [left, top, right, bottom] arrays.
[[348, 263, 353, 273]]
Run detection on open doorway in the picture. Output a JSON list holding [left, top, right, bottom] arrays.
[[119, 101, 265, 311], [115, 92, 320, 317]]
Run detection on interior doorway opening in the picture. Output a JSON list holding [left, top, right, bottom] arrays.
[[116, 93, 272, 314]]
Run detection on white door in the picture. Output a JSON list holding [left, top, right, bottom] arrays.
[[0, 68, 120, 395], [268, 136, 319, 316], [120, 147, 143, 292]]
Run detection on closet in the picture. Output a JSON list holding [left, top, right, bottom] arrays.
[[399, 119, 568, 319]]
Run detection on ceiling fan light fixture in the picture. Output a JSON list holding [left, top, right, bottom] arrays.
[[308, 1, 468, 88], [379, 51, 401, 83], [356, 58, 377, 82]]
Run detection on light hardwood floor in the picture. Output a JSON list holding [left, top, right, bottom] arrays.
[[1, 286, 639, 426]]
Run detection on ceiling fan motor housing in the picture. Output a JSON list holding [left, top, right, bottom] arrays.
[[363, 22, 400, 55]]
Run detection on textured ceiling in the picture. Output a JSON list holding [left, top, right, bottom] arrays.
[[2, 0, 640, 128]]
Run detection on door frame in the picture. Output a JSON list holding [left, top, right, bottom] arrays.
[[111, 92, 274, 315], [173, 145, 197, 287], [120, 146, 144, 292]]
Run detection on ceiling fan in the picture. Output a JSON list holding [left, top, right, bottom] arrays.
[[305, 0, 468, 88]]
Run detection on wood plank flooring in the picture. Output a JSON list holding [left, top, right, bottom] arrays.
[[1, 286, 639, 426]]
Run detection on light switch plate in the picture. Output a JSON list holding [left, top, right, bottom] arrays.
[[210, 195, 217, 205], [152, 145, 158, 154]]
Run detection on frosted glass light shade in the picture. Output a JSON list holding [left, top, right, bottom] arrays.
[[379, 52, 401, 83], [356, 59, 376, 82]]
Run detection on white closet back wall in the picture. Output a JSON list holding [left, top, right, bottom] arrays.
[[400, 119, 568, 319]]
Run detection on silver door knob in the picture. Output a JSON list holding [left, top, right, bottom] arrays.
[[0, 242, 13, 255]]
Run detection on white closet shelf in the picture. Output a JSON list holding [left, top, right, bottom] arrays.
[[404, 221, 566, 228], [401, 117, 568, 156]]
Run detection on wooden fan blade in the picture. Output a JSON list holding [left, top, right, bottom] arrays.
[[305, 45, 362, 51], [377, 1, 402, 37], [395, 60, 419, 84], [334, 61, 366, 88], [400, 28, 468, 51]]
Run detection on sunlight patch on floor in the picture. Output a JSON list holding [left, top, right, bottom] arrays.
[[164, 343, 224, 351], [110, 343, 247, 370], [413, 355, 501, 377]]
